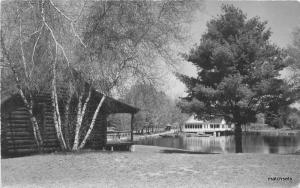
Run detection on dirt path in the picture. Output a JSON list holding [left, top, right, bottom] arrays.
[[2, 145, 300, 188]]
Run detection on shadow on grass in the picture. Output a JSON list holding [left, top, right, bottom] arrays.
[[1, 149, 132, 159], [51, 149, 133, 156], [160, 149, 219, 154]]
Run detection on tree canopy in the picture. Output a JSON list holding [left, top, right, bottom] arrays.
[[1, 0, 200, 151], [287, 27, 300, 91]]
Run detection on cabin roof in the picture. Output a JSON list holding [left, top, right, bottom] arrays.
[[1, 90, 139, 115], [95, 92, 139, 114]]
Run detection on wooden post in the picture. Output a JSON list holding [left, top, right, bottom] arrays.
[[131, 113, 134, 142]]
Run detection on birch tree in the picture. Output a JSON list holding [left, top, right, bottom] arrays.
[[72, 0, 201, 150], [1, 0, 201, 151], [1, 1, 48, 150], [1, 0, 84, 150]]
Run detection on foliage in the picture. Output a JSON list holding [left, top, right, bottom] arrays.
[[121, 83, 188, 131], [287, 27, 300, 98], [268, 27, 300, 129], [72, 0, 201, 96], [177, 4, 295, 125], [288, 27, 300, 69], [266, 106, 300, 129]]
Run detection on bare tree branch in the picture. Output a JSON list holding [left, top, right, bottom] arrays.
[[30, 24, 44, 77], [44, 21, 70, 66], [49, 0, 87, 47], [19, 16, 28, 78]]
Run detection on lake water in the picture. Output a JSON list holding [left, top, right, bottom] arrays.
[[135, 134, 300, 154]]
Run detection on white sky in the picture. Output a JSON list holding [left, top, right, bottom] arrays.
[[164, 0, 300, 100]]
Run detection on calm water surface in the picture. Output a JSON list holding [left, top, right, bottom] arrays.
[[135, 134, 300, 154]]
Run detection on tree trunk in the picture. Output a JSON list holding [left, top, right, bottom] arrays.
[[235, 123, 243, 153], [73, 87, 92, 150], [63, 93, 72, 150], [1, 34, 44, 150], [51, 59, 67, 150], [52, 87, 67, 150], [73, 93, 83, 150], [78, 95, 106, 150]]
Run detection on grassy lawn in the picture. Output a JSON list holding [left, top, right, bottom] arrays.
[[1, 145, 300, 188]]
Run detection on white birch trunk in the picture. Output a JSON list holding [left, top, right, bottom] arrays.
[[72, 93, 83, 150], [54, 87, 67, 150], [1, 31, 43, 149], [72, 88, 92, 150], [52, 58, 67, 150], [52, 90, 61, 144], [78, 95, 106, 149], [52, 85, 67, 150]]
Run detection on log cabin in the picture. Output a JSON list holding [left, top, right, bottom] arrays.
[[1, 88, 139, 157]]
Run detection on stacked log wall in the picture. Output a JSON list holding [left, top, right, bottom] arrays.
[[1, 93, 108, 157], [84, 113, 107, 150], [1, 94, 61, 157]]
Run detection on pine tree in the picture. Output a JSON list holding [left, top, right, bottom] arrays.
[[177, 5, 295, 152]]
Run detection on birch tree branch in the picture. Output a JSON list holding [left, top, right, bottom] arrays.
[[44, 22, 70, 66], [19, 16, 28, 78], [49, 0, 87, 47], [31, 24, 44, 66]]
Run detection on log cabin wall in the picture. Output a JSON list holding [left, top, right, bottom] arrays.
[[1, 93, 108, 157], [84, 113, 108, 150], [77, 93, 108, 150], [1, 94, 60, 157]]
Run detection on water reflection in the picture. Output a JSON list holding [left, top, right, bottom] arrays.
[[135, 134, 300, 154]]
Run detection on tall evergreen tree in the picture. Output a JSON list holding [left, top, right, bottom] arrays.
[[177, 5, 296, 152]]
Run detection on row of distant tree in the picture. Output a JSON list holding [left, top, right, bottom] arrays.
[[108, 83, 300, 132], [266, 107, 300, 129], [108, 84, 189, 132], [266, 26, 300, 129]]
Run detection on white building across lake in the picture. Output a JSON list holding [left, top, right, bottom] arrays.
[[182, 115, 234, 135]]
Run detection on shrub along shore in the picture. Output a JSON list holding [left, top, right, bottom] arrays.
[[244, 129, 300, 136]]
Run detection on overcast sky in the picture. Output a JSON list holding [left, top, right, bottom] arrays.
[[164, 0, 300, 100]]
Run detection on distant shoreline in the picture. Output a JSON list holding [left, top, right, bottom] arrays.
[[133, 129, 300, 138], [243, 129, 300, 136]]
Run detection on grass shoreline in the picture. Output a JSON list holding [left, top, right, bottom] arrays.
[[2, 145, 300, 188]]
